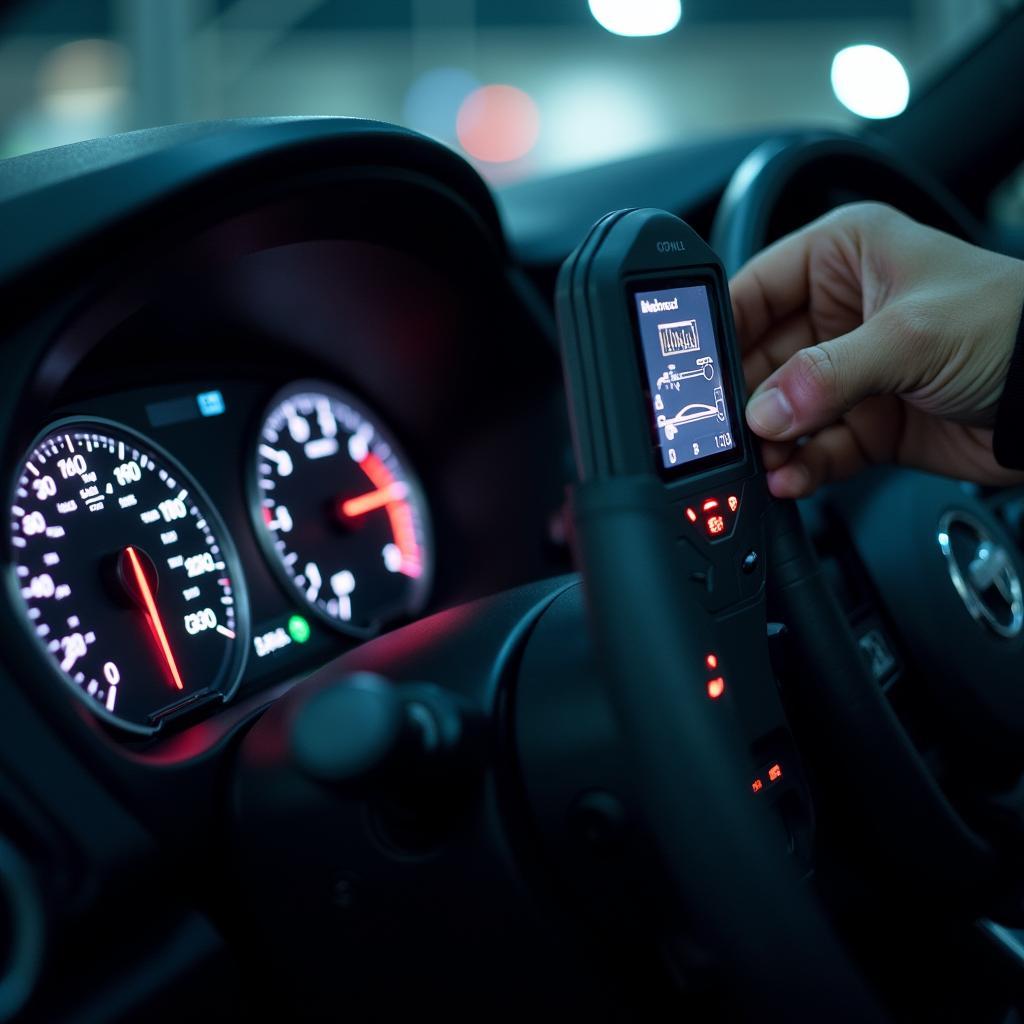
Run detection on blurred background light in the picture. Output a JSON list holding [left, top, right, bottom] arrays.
[[456, 84, 540, 164], [830, 44, 910, 119], [3, 36, 130, 157], [402, 66, 479, 145], [587, 0, 682, 38], [540, 72, 661, 169], [0, 1, 1007, 189]]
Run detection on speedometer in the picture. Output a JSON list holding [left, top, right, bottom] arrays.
[[251, 381, 432, 636], [8, 419, 248, 734]]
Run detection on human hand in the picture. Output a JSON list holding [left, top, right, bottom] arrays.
[[730, 202, 1024, 498]]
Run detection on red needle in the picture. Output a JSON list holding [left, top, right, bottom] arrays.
[[125, 545, 184, 691], [339, 482, 408, 519]]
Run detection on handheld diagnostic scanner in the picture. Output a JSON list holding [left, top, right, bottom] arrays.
[[555, 207, 810, 846]]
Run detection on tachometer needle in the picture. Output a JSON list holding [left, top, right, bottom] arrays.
[[124, 545, 184, 691], [339, 481, 408, 519]]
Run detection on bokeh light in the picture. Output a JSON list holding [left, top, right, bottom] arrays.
[[39, 38, 129, 120], [2, 37, 130, 157], [830, 44, 909, 119], [402, 67, 479, 144], [541, 72, 661, 170], [588, 0, 682, 38], [456, 84, 540, 164]]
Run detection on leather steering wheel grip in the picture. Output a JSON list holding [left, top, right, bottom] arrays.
[[571, 473, 885, 1021]]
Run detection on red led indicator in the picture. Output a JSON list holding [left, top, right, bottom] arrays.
[[702, 497, 719, 512], [706, 514, 726, 536], [707, 676, 725, 700], [685, 507, 698, 523], [768, 763, 783, 783], [751, 778, 764, 793], [705, 653, 718, 670], [727, 495, 739, 512]]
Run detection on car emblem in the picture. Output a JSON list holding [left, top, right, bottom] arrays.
[[938, 511, 1024, 640]]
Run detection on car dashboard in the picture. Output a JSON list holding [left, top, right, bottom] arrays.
[[0, 118, 575, 1020]]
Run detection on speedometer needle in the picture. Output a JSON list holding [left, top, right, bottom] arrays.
[[339, 481, 408, 519], [124, 545, 184, 691]]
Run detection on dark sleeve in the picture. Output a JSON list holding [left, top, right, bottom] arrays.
[[993, 300, 1024, 470]]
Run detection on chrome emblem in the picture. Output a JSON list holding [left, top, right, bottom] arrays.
[[938, 511, 1024, 640]]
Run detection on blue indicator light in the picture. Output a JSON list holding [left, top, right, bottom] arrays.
[[197, 390, 226, 417]]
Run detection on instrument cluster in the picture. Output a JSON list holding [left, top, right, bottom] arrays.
[[7, 376, 435, 736]]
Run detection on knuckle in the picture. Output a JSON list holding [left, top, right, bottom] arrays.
[[790, 344, 839, 402], [822, 200, 895, 230], [853, 200, 899, 226]]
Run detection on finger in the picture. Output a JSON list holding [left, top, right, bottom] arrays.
[[765, 462, 812, 499], [745, 318, 898, 442], [730, 225, 817, 350], [765, 422, 871, 498], [742, 312, 816, 393], [760, 440, 795, 471]]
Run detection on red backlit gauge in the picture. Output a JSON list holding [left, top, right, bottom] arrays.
[[251, 382, 432, 638], [706, 514, 726, 536]]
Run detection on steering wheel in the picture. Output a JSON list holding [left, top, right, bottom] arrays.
[[709, 133, 1024, 915]]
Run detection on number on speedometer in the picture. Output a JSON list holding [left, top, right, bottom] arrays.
[[251, 382, 432, 636], [9, 420, 249, 734]]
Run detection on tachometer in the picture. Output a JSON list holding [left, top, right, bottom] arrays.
[[8, 419, 248, 734], [251, 382, 431, 636]]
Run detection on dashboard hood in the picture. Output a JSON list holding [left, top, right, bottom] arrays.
[[0, 116, 507, 299]]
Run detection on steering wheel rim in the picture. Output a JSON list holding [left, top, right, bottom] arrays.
[[710, 131, 982, 276], [706, 133, 1002, 905], [569, 474, 885, 1020]]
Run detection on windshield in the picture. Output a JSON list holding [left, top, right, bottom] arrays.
[[0, 0, 1005, 183]]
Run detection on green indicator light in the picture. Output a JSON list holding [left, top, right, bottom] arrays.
[[287, 614, 311, 644]]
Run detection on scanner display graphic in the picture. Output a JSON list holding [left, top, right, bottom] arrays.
[[635, 283, 737, 470], [658, 318, 700, 356]]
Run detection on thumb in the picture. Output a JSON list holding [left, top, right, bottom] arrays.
[[744, 322, 896, 441]]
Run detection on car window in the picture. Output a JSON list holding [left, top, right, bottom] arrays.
[[0, 0, 1007, 182]]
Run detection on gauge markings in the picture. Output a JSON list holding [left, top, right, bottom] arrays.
[[252, 383, 431, 636], [9, 423, 248, 733]]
